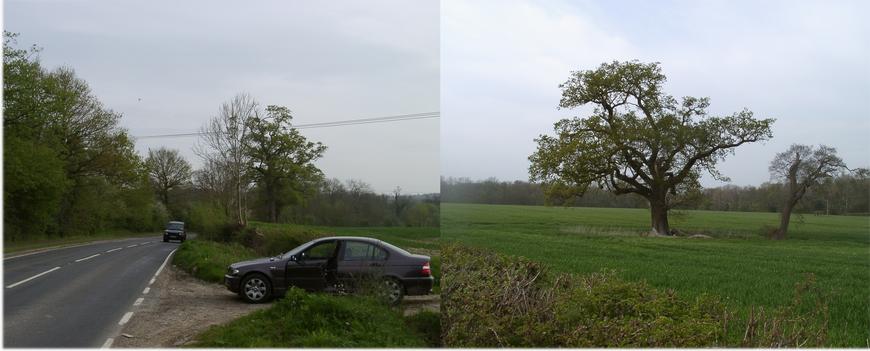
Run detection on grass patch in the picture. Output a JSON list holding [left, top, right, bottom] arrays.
[[3, 230, 157, 255], [442, 244, 828, 347], [172, 239, 259, 283], [191, 288, 433, 347], [442, 203, 869, 346]]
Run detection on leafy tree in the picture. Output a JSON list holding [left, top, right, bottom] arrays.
[[244, 105, 326, 222], [145, 147, 193, 207], [530, 61, 774, 235], [768, 144, 846, 239]]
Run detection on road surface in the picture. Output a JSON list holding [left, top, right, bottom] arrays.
[[3, 236, 179, 348]]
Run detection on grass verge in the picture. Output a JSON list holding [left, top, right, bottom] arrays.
[[172, 239, 259, 283], [190, 288, 436, 347]]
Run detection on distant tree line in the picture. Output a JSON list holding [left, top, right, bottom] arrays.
[[442, 173, 870, 215]]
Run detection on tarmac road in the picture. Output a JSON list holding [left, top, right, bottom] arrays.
[[3, 236, 180, 348]]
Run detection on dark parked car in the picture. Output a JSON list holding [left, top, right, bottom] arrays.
[[224, 236, 433, 304], [163, 221, 186, 242]]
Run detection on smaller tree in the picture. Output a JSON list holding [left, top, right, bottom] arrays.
[[768, 144, 846, 239], [145, 147, 192, 208]]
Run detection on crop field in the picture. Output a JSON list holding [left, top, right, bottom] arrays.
[[442, 203, 870, 346]]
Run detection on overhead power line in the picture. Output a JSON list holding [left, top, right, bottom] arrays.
[[133, 111, 439, 140]]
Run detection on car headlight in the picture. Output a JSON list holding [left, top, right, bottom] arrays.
[[227, 267, 239, 275]]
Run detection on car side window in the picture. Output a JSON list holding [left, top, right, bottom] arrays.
[[342, 241, 373, 261], [303, 241, 337, 260], [371, 246, 388, 261]]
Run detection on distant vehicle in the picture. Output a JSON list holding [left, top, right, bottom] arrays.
[[224, 236, 433, 304], [163, 221, 186, 242]]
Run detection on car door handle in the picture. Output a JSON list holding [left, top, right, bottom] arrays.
[[269, 266, 277, 270]]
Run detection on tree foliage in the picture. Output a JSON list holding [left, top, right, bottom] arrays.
[[768, 144, 846, 239], [145, 147, 193, 209], [244, 105, 326, 222], [3, 32, 165, 240], [530, 60, 774, 235]]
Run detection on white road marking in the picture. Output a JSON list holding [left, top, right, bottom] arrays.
[[6, 266, 61, 288], [149, 278, 156, 285], [74, 253, 100, 262], [118, 312, 133, 325], [102, 338, 114, 348], [142, 287, 150, 294], [105, 247, 123, 253], [126, 244, 138, 248], [133, 297, 144, 306], [153, 248, 177, 278]]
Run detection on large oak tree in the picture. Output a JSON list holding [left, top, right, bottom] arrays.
[[530, 61, 774, 235]]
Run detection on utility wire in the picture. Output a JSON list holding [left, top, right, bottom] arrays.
[[133, 111, 439, 140]]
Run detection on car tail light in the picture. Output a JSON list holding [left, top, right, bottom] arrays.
[[421, 262, 431, 276]]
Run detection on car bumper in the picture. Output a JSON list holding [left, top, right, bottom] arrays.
[[224, 274, 241, 293], [164, 233, 185, 239], [402, 276, 434, 295]]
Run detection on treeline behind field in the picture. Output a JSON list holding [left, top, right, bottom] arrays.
[[176, 178, 439, 235], [4, 33, 168, 242], [442, 174, 870, 215]]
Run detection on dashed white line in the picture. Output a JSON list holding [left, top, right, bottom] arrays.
[[142, 287, 150, 294], [133, 297, 144, 306], [149, 278, 156, 285], [126, 244, 138, 248], [102, 337, 114, 348], [6, 266, 61, 288], [105, 247, 123, 253], [74, 253, 100, 262], [118, 312, 134, 325]]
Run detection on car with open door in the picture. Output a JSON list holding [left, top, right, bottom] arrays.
[[224, 236, 433, 304]]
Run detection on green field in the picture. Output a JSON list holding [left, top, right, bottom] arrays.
[[442, 203, 870, 346]]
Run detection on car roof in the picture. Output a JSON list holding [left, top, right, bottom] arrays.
[[168, 221, 184, 224], [315, 236, 380, 243]]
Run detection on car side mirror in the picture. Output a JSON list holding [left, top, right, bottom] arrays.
[[289, 254, 298, 262]]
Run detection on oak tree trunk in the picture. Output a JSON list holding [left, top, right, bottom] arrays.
[[649, 196, 671, 236]]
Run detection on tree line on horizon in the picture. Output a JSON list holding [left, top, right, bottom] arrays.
[[441, 175, 869, 216]]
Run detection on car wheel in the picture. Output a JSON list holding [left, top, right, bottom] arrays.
[[382, 278, 404, 305], [241, 273, 272, 303]]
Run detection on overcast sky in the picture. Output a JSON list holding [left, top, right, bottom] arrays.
[[442, 0, 870, 187], [5, 0, 439, 194]]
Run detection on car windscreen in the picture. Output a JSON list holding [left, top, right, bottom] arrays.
[[166, 223, 183, 230], [281, 239, 318, 259]]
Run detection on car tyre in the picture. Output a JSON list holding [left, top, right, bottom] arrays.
[[240, 273, 272, 303], [383, 277, 404, 305]]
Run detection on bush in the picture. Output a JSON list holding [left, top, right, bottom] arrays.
[[192, 288, 427, 347], [185, 202, 232, 241], [405, 311, 442, 347], [172, 240, 259, 283], [441, 244, 829, 347]]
